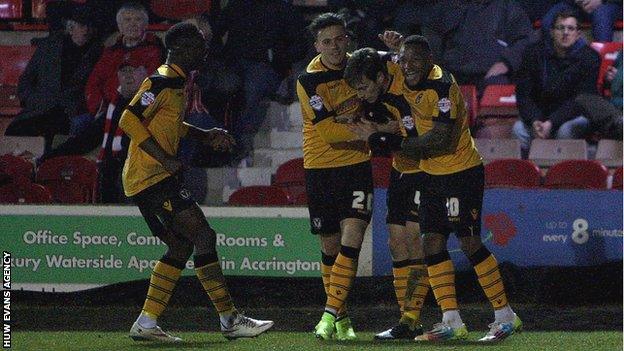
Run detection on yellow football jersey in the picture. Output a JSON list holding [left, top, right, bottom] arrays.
[[296, 54, 369, 169], [376, 57, 421, 174], [396, 64, 482, 175], [119, 64, 189, 196]]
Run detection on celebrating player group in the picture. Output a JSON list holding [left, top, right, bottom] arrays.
[[122, 12, 522, 344]]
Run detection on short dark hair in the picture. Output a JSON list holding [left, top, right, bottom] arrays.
[[344, 47, 386, 87], [308, 12, 346, 38], [164, 22, 203, 50], [553, 9, 580, 28], [402, 35, 431, 54]]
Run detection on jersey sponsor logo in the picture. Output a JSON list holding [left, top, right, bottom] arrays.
[[141, 91, 156, 106], [309, 95, 324, 111], [437, 97, 451, 113], [335, 96, 360, 116], [415, 92, 424, 104], [402, 115, 415, 130]]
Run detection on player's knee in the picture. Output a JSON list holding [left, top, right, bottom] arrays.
[[459, 236, 482, 257], [422, 232, 446, 255]]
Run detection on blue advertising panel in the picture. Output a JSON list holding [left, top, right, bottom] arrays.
[[372, 189, 623, 275]]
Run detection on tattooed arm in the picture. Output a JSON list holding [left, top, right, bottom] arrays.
[[400, 120, 457, 160]]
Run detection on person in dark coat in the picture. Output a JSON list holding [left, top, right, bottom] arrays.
[[425, 0, 534, 95], [512, 9, 601, 155], [4, 6, 102, 152]]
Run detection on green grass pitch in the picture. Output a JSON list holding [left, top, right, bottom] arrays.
[[11, 331, 623, 351]]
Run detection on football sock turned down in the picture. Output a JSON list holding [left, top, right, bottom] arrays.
[[141, 257, 184, 322], [195, 253, 236, 316], [325, 246, 359, 315]]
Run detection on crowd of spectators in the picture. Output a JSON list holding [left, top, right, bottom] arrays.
[[2, 0, 622, 203]]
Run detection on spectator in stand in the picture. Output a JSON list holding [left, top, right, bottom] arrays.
[[575, 50, 623, 140], [541, 0, 623, 42], [513, 10, 601, 156], [39, 59, 148, 203], [97, 60, 147, 203], [425, 0, 534, 95], [4, 5, 102, 152], [216, 0, 308, 164], [85, 2, 163, 116]]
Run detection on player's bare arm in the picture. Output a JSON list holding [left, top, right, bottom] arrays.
[[401, 121, 455, 159], [138, 137, 183, 175], [184, 124, 236, 152]]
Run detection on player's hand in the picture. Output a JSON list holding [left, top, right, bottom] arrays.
[[378, 30, 403, 51], [162, 157, 184, 175], [605, 66, 617, 82], [485, 62, 509, 79], [580, 0, 602, 13], [203, 128, 236, 152], [348, 119, 378, 141]]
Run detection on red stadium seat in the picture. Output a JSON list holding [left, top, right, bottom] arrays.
[[0, 182, 51, 204], [0, 46, 36, 87], [273, 157, 305, 203], [228, 185, 290, 206], [0, 154, 33, 186], [292, 191, 307, 205], [459, 85, 478, 126], [485, 159, 541, 188], [371, 156, 392, 188], [590, 42, 622, 94], [36, 156, 98, 203], [151, 0, 211, 20], [612, 167, 623, 190], [0, 0, 23, 19], [478, 84, 518, 116], [544, 160, 609, 189]]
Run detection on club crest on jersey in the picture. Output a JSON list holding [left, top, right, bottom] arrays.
[[402, 115, 415, 130], [141, 91, 155, 106], [309, 95, 323, 111], [438, 98, 451, 113], [312, 217, 322, 229]]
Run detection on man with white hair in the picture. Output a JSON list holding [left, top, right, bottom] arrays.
[[85, 2, 163, 116]]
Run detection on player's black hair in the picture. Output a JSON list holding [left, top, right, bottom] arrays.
[[164, 22, 204, 51], [344, 47, 386, 87], [402, 35, 432, 54], [308, 12, 346, 38]]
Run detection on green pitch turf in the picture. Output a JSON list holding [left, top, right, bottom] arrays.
[[11, 331, 622, 351]]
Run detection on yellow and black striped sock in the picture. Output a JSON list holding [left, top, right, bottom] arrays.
[[194, 253, 236, 315], [322, 253, 347, 316], [392, 260, 410, 313], [470, 246, 508, 309], [142, 257, 184, 319], [426, 251, 458, 313], [325, 246, 359, 315], [402, 259, 430, 327], [321, 252, 335, 298]]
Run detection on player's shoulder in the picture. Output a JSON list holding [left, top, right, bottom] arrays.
[[147, 73, 185, 90], [421, 65, 457, 96]]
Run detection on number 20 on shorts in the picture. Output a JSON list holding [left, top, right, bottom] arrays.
[[352, 191, 372, 211]]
